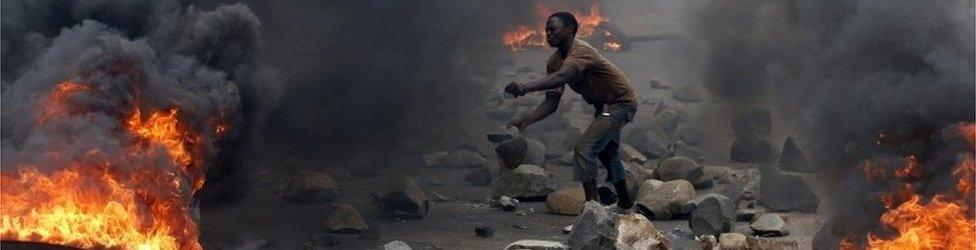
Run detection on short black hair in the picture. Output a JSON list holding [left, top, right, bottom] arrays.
[[548, 12, 578, 35]]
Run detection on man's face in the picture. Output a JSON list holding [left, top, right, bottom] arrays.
[[545, 17, 574, 47]]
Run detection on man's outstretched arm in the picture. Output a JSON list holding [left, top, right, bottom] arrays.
[[508, 89, 563, 131], [505, 64, 578, 96]]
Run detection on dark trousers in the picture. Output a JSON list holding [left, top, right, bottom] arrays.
[[573, 104, 636, 183]]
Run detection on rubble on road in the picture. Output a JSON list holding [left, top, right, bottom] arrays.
[[777, 137, 810, 171], [635, 179, 695, 219], [278, 172, 338, 204], [546, 187, 586, 215], [750, 214, 789, 236], [325, 203, 367, 234], [688, 193, 734, 236], [490, 164, 555, 199], [759, 167, 820, 212], [615, 213, 668, 250], [569, 202, 619, 250], [719, 233, 748, 250], [372, 174, 429, 219]]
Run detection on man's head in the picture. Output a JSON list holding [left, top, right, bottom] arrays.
[[546, 12, 578, 48]]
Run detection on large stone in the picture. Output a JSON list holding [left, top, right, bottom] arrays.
[[434, 150, 487, 169], [325, 203, 368, 234], [672, 85, 702, 102], [464, 167, 493, 186], [620, 143, 648, 165], [777, 137, 809, 171], [546, 187, 586, 215], [625, 163, 655, 201], [719, 233, 748, 250], [655, 156, 705, 183], [378, 240, 413, 250], [689, 193, 734, 236], [759, 168, 820, 212], [635, 179, 696, 219], [616, 213, 668, 250], [730, 137, 775, 163], [496, 137, 528, 169], [746, 236, 798, 250], [279, 172, 338, 204], [569, 201, 618, 250], [490, 164, 555, 199], [750, 214, 789, 236], [680, 193, 729, 214], [505, 240, 569, 250], [716, 168, 761, 197], [372, 174, 429, 219], [524, 138, 547, 166]]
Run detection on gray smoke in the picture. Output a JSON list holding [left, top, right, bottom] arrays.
[[0, 0, 280, 237], [675, 0, 975, 244], [180, 0, 562, 167]]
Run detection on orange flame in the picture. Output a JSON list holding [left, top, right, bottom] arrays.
[[862, 160, 886, 182], [1, 81, 226, 249], [893, 155, 921, 179], [502, 2, 609, 52], [850, 122, 976, 250], [38, 81, 90, 123], [866, 195, 975, 249]]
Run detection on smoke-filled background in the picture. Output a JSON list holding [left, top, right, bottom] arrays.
[[2, 0, 973, 249], [672, 0, 975, 246]]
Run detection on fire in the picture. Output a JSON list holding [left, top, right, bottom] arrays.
[[847, 122, 976, 250], [862, 160, 886, 182], [501, 2, 611, 52], [867, 195, 974, 249], [1, 81, 227, 249], [126, 108, 206, 193], [603, 40, 623, 52], [893, 155, 921, 179], [38, 81, 90, 123]]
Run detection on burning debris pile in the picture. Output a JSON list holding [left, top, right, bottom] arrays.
[[824, 123, 976, 249], [500, 2, 672, 52], [0, 1, 278, 249]]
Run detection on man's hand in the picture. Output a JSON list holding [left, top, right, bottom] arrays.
[[504, 82, 527, 97], [506, 119, 527, 132]]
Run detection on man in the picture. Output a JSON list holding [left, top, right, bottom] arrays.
[[505, 12, 638, 212]]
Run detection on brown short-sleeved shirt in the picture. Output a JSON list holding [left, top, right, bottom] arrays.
[[546, 39, 637, 105]]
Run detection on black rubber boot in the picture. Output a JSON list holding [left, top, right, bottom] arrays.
[[583, 181, 599, 202], [613, 179, 634, 209]]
